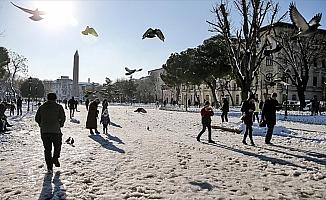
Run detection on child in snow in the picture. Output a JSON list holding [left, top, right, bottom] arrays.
[[10, 102, 15, 116], [100, 109, 110, 134]]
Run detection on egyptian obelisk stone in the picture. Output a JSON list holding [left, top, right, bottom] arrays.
[[73, 50, 79, 98]]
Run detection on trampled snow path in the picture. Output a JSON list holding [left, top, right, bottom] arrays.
[[0, 104, 325, 199]]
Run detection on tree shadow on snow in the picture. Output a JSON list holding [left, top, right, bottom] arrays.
[[110, 121, 122, 128], [189, 181, 213, 191], [89, 134, 125, 153], [202, 142, 314, 171], [38, 171, 66, 200], [262, 146, 326, 166], [271, 144, 326, 159]]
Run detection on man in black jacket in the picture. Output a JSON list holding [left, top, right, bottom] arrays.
[[261, 93, 280, 144], [35, 93, 66, 172]]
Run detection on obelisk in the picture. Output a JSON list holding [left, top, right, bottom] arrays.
[[72, 50, 79, 98]]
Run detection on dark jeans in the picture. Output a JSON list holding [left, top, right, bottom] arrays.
[[41, 133, 62, 170], [253, 112, 259, 122], [17, 106, 22, 115], [265, 124, 274, 143], [197, 123, 212, 141], [69, 108, 74, 118], [221, 111, 228, 122], [243, 125, 254, 143]]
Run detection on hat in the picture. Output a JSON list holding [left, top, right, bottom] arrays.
[[47, 93, 57, 100]]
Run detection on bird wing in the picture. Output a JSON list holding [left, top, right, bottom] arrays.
[[289, 3, 309, 31], [11, 2, 36, 14], [155, 29, 165, 41], [142, 28, 154, 39], [89, 27, 98, 37], [125, 67, 132, 73], [136, 68, 143, 72], [308, 13, 322, 26]]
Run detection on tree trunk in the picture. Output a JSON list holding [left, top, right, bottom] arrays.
[[240, 79, 251, 102], [206, 81, 219, 108], [175, 86, 180, 103], [225, 87, 235, 106], [297, 86, 306, 111]]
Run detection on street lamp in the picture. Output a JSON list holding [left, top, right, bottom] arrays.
[[27, 77, 32, 112]]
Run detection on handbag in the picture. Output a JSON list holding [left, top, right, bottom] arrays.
[[259, 120, 267, 127]]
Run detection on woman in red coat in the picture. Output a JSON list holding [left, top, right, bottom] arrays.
[[196, 101, 215, 143], [86, 99, 100, 134]]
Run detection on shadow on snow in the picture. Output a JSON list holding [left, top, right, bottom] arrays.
[[88, 134, 125, 153], [38, 171, 66, 200]]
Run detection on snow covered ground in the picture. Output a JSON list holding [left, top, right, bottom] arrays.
[[0, 103, 325, 199]]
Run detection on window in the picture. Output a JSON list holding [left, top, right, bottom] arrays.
[[236, 95, 239, 105], [266, 56, 273, 66], [313, 76, 317, 86], [322, 59, 326, 69], [322, 77, 325, 86], [233, 83, 237, 91], [292, 94, 297, 100]]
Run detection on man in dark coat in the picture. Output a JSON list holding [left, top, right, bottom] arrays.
[[241, 94, 256, 146], [221, 97, 229, 123], [86, 99, 100, 134], [16, 97, 23, 115], [261, 92, 281, 144], [68, 96, 75, 119], [35, 93, 66, 172]]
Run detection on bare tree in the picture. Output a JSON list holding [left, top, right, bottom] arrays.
[[207, 0, 285, 101], [272, 29, 326, 109], [6, 51, 28, 96]]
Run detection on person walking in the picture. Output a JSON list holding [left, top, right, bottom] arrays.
[[85, 99, 89, 111], [102, 99, 108, 114], [68, 96, 75, 119], [241, 94, 256, 146], [86, 99, 100, 134], [100, 109, 111, 134], [196, 101, 215, 143], [221, 97, 229, 123], [253, 98, 260, 122], [9, 101, 15, 116], [261, 92, 281, 144], [35, 93, 66, 173], [63, 98, 68, 110], [16, 97, 22, 115]]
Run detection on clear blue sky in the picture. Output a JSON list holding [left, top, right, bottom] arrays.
[[1, 0, 325, 84]]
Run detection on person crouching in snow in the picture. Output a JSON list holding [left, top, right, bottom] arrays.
[[100, 109, 111, 134], [196, 101, 215, 143]]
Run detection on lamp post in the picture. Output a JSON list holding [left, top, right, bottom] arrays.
[[27, 77, 32, 112]]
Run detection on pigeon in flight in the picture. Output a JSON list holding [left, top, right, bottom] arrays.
[[263, 35, 282, 56], [11, 2, 46, 21], [289, 2, 322, 38], [70, 138, 75, 145], [142, 28, 165, 42], [125, 67, 142, 76], [65, 137, 71, 143], [82, 26, 98, 37]]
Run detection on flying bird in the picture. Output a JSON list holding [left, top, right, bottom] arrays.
[[11, 2, 46, 21], [65, 137, 71, 143], [263, 35, 282, 56], [82, 26, 98, 37], [125, 67, 142, 76], [142, 28, 165, 42], [70, 138, 74, 145], [289, 2, 322, 38]]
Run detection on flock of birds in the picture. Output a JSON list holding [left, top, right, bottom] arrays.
[[10, 1, 323, 68], [10, 1, 165, 77]]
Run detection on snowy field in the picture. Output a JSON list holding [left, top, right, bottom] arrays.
[[0, 103, 325, 199]]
